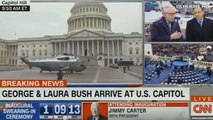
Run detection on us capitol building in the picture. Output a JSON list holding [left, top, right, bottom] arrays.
[[0, 2, 142, 66]]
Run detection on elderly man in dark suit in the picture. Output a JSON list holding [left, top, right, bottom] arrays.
[[151, 6, 182, 42], [87, 102, 108, 120], [186, 6, 213, 42]]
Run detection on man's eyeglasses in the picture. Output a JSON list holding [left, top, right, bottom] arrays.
[[166, 12, 177, 15]]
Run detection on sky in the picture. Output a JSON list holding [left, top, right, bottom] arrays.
[[0, 2, 142, 40]]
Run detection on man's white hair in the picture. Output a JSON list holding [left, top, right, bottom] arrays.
[[161, 5, 177, 14], [91, 102, 100, 110]]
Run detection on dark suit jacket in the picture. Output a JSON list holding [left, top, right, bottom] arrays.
[[186, 18, 213, 42], [87, 114, 108, 120], [151, 17, 182, 42]]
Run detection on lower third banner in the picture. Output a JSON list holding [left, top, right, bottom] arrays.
[[83, 102, 189, 120], [0, 101, 189, 120]]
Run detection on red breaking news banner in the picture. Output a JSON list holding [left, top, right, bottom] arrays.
[[0, 80, 67, 87]]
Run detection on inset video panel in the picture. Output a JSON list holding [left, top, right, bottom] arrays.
[[0, 1, 143, 84], [144, 1, 213, 42], [145, 43, 213, 85]]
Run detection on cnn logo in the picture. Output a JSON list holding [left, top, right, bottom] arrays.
[[193, 104, 212, 113]]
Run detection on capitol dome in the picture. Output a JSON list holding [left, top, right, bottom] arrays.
[[67, 2, 112, 33]]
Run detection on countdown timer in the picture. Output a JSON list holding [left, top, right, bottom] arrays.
[[39, 103, 81, 119]]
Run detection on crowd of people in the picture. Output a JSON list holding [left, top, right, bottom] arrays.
[[152, 44, 213, 62], [145, 56, 213, 84]]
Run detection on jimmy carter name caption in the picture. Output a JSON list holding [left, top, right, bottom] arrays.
[[109, 107, 146, 119]]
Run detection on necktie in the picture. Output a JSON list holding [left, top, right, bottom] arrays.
[[199, 21, 202, 27], [168, 23, 172, 33]]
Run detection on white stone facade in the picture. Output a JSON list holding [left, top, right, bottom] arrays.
[[68, 2, 111, 33], [0, 39, 18, 65], [1, 2, 142, 66], [0, 39, 7, 65]]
